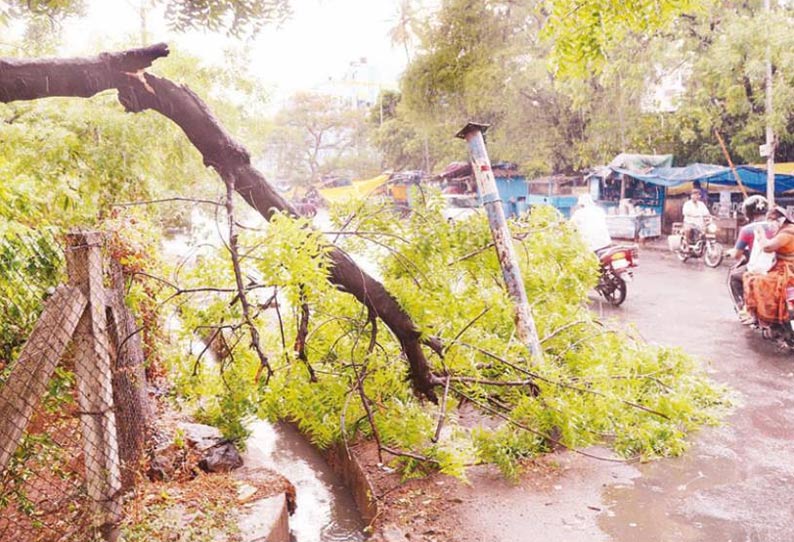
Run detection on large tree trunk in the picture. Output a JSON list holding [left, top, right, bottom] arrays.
[[0, 44, 441, 401]]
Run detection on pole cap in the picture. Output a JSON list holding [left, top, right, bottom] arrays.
[[455, 122, 490, 139]]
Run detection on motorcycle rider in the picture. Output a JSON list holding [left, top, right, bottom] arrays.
[[743, 206, 794, 327], [727, 195, 773, 320], [682, 188, 712, 248], [571, 194, 612, 252]]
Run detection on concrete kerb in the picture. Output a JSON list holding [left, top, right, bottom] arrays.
[[323, 443, 410, 542]]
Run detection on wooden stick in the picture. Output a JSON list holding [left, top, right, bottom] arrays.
[[714, 129, 748, 198]]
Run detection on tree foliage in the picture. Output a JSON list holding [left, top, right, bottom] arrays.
[[268, 92, 379, 185], [162, 0, 291, 37], [0, 0, 291, 36], [541, 0, 705, 79], [655, 7, 794, 164], [165, 193, 727, 478]]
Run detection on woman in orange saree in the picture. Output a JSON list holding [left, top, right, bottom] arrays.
[[744, 207, 794, 324]]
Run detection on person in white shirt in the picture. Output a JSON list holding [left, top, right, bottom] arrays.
[[571, 194, 612, 252], [682, 189, 711, 245]]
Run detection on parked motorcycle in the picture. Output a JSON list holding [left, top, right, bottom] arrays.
[[596, 244, 639, 306], [671, 217, 724, 267]]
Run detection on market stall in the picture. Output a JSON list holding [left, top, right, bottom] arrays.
[[587, 154, 671, 240], [590, 154, 794, 241]]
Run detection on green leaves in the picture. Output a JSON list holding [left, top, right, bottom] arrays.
[[154, 189, 727, 480], [542, 0, 706, 80]]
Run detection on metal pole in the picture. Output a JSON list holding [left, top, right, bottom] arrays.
[[456, 123, 543, 363], [765, 0, 775, 205]]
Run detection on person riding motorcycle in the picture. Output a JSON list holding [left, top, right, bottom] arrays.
[[727, 195, 774, 321], [743, 206, 794, 326], [571, 194, 612, 252], [682, 188, 711, 247]]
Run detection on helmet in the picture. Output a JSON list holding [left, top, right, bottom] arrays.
[[742, 195, 768, 219]]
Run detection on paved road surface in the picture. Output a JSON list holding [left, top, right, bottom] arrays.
[[443, 250, 794, 542]]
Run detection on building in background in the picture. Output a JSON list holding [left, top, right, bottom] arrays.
[[641, 63, 690, 113], [315, 57, 385, 110]]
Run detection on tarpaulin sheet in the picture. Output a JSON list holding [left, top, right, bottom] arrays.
[[319, 174, 389, 203], [608, 153, 674, 171], [607, 164, 794, 193]]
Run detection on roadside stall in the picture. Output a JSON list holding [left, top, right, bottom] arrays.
[[589, 155, 794, 242], [587, 154, 673, 240], [434, 161, 531, 218]]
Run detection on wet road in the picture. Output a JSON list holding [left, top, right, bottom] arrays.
[[442, 249, 794, 542], [596, 250, 794, 542]]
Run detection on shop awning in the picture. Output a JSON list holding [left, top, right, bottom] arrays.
[[601, 163, 794, 194]]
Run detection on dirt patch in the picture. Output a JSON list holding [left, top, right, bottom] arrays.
[[347, 441, 638, 542]]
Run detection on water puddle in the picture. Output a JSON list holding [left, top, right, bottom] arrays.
[[244, 421, 366, 542]]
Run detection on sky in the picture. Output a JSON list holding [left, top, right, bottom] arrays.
[[56, 0, 425, 107]]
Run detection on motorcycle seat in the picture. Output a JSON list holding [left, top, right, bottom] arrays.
[[596, 244, 637, 259]]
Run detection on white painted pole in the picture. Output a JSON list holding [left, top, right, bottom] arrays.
[[457, 123, 543, 363], [765, 0, 776, 205]]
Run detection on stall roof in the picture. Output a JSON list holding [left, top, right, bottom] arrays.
[[435, 161, 524, 180], [609, 153, 673, 171], [599, 163, 794, 193]]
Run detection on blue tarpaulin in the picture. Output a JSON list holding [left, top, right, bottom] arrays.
[[606, 163, 794, 193]]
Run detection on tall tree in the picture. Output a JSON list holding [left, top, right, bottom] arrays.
[[398, 0, 596, 174], [268, 92, 379, 185], [389, 0, 419, 63]]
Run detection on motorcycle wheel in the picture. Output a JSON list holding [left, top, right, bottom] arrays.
[[603, 276, 627, 306], [704, 242, 724, 268]]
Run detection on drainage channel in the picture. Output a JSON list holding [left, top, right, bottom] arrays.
[[244, 421, 367, 542], [164, 212, 367, 541]]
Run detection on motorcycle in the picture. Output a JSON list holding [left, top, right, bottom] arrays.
[[671, 217, 724, 268], [728, 261, 794, 349], [596, 244, 639, 306]]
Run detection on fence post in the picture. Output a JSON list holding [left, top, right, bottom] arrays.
[[0, 286, 87, 472], [65, 231, 123, 538], [106, 258, 150, 489]]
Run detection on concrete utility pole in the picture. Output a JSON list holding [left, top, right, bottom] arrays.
[[456, 122, 543, 363], [764, 0, 776, 205]]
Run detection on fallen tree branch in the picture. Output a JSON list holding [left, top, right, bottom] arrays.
[[453, 388, 639, 464], [540, 319, 589, 344], [294, 287, 317, 382], [451, 340, 669, 419], [431, 374, 451, 443], [0, 43, 442, 401], [225, 174, 273, 385]]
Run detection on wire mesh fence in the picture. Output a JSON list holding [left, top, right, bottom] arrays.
[[0, 229, 146, 542]]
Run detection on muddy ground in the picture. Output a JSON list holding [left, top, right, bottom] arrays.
[[368, 250, 794, 542]]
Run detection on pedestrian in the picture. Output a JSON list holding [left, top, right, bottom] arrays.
[[571, 194, 612, 252]]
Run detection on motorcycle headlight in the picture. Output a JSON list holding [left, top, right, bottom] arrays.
[[706, 223, 718, 234]]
